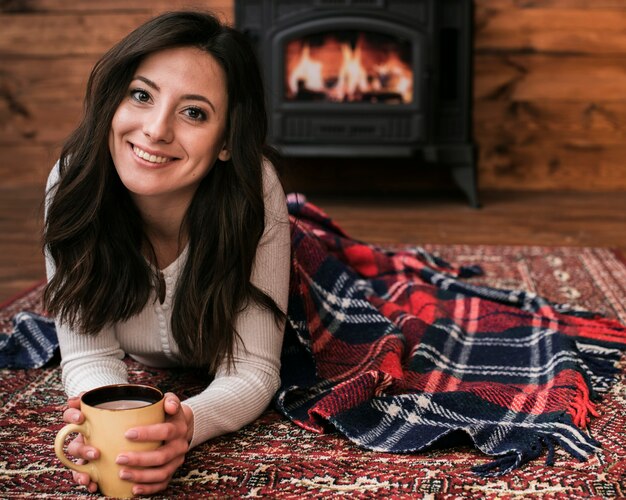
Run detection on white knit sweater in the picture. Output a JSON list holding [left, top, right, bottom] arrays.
[[45, 161, 291, 448]]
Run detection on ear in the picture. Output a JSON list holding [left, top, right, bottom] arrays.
[[218, 143, 231, 161]]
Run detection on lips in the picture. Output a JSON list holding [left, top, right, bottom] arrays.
[[132, 145, 173, 164]]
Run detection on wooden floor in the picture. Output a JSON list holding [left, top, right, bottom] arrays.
[[1, 185, 625, 304]]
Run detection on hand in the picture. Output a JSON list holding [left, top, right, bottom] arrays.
[[115, 393, 194, 496], [62, 394, 100, 494]]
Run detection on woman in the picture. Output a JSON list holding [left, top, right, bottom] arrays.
[[44, 11, 290, 496]]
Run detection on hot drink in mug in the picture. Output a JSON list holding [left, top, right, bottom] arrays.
[[54, 384, 165, 498], [94, 399, 152, 410]]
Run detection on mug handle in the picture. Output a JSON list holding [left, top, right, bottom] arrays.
[[54, 423, 98, 480]]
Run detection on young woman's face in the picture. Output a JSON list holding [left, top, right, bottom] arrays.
[[109, 46, 230, 205]]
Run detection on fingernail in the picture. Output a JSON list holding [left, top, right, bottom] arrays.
[[86, 450, 96, 460], [79, 476, 89, 485], [133, 487, 143, 495], [71, 412, 80, 422], [119, 470, 132, 480], [167, 398, 179, 407], [125, 430, 138, 439], [116, 455, 129, 465]]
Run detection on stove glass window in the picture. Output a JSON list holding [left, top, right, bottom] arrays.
[[284, 30, 413, 104]]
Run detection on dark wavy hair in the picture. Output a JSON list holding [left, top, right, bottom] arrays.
[[44, 11, 285, 371]]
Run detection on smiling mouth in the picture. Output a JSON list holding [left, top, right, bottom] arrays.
[[132, 145, 173, 164]]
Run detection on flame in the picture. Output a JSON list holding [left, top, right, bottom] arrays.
[[288, 43, 325, 96], [286, 33, 413, 103], [329, 42, 369, 101]]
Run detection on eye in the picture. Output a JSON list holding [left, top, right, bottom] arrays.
[[130, 88, 151, 103], [183, 106, 207, 122]]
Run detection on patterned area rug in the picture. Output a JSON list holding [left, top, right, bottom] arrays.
[[1, 245, 625, 499]]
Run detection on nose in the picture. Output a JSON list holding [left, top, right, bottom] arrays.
[[143, 108, 174, 143]]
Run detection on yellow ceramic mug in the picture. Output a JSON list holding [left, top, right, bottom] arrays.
[[54, 384, 165, 498]]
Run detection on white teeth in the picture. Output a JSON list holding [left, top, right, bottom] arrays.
[[133, 146, 170, 164]]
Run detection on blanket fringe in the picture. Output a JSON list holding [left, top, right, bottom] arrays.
[[473, 340, 620, 476], [472, 428, 599, 477], [568, 373, 599, 429]]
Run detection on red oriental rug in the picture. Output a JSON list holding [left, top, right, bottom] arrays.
[[1, 245, 625, 499]]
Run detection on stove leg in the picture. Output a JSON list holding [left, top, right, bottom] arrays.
[[450, 162, 480, 208]]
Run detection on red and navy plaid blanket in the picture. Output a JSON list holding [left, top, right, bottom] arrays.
[[277, 194, 626, 476]]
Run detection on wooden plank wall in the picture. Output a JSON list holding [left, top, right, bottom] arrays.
[[1, 0, 625, 192], [475, 0, 626, 190]]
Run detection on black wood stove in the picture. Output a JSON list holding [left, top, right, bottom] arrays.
[[236, 0, 478, 206]]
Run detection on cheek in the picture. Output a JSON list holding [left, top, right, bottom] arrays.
[[108, 127, 115, 152], [109, 110, 122, 147], [110, 104, 134, 137], [109, 106, 133, 163], [108, 125, 125, 162]]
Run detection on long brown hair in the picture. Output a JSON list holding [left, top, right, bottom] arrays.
[[44, 11, 285, 371]]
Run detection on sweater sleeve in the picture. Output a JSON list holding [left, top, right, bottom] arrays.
[[182, 161, 290, 447], [45, 163, 129, 396]]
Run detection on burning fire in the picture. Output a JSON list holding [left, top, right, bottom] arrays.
[[288, 43, 325, 95], [286, 32, 413, 104]]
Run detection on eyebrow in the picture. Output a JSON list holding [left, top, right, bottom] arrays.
[[133, 75, 216, 113]]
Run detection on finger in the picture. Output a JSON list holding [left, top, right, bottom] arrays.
[[117, 439, 188, 468], [66, 437, 100, 462], [62, 407, 84, 424], [67, 396, 81, 410], [71, 461, 97, 492], [72, 465, 89, 486], [119, 455, 184, 484], [163, 393, 180, 415], [73, 471, 96, 490], [125, 421, 182, 443], [132, 480, 171, 497]]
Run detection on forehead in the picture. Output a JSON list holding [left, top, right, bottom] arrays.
[[135, 46, 228, 105]]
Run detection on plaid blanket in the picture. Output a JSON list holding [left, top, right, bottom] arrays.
[[0, 312, 57, 369], [277, 194, 626, 476]]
